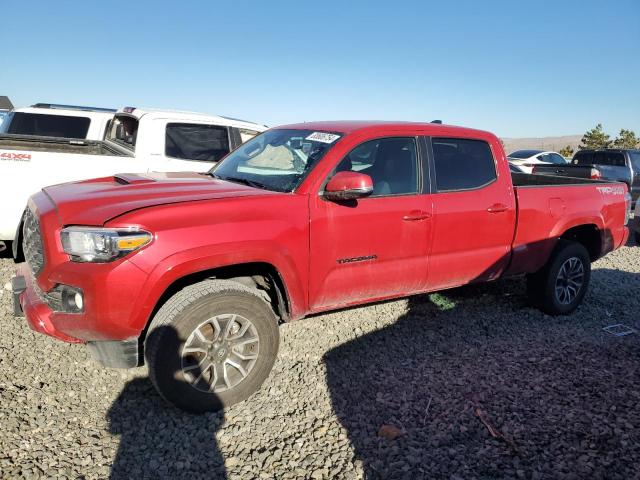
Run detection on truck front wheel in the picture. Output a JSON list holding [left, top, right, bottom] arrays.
[[144, 279, 279, 413], [526, 240, 591, 315]]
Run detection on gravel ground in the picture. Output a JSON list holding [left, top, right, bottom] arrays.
[[1, 240, 639, 480]]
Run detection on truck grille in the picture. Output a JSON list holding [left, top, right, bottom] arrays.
[[23, 209, 45, 276]]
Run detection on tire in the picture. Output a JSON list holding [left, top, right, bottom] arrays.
[[526, 240, 591, 316], [635, 230, 640, 246], [145, 279, 279, 413]]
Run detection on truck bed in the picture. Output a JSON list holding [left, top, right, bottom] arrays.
[[507, 172, 628, 276], [0, 134, 130, 156]]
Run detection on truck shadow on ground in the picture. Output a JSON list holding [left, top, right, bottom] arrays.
[[323, 270, 640, 479], [107, 326, 227, 480]]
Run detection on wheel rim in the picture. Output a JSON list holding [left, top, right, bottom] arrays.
[[554, 257, 585, 305], [181, 313, 260, 393]]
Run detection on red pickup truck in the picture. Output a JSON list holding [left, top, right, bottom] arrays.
[[13, 121, 630, 413]]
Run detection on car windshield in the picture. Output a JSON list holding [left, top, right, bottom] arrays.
[[210, 129, 342, 192]]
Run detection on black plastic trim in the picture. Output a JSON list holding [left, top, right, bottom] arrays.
[[86, 339, 140, 369]]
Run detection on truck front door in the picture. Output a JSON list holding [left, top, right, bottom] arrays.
[[309, 136, 432, 310], [426, 136, 516, 289]]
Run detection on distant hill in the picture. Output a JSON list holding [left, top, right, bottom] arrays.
[[501, 135, 582, 155]]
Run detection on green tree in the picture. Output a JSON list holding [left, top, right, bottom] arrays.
[[612, 129, 639, 149], [559, 145, 574, 158], [579, 124, 611, 150]]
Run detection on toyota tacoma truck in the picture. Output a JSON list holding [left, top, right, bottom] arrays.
[[13, 121, 630, 413], [1, 106, 266, 253]]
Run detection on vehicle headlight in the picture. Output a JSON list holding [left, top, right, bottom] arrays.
[[60, 227, 152, 262]]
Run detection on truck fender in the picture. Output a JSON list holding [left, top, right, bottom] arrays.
[[127, 242, 307, 334]]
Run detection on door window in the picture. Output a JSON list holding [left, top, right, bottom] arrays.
[[573, 151, 593, 165], [432, 138, 496, 191], [165, 123, 230, 162], [594, 151, 625, 167], [548, 153, 567, 165], [335, 137, 418, 196]]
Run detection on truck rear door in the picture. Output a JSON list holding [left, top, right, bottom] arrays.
[[426, 136, 516, 289]]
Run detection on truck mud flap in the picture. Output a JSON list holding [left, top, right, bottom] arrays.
[[11, 275, 26, 317]]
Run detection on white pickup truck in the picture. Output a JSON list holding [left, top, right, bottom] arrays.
[[0, 106, 267, 252]]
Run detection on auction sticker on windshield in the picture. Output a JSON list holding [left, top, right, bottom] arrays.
[[306, 132, 340, 144]]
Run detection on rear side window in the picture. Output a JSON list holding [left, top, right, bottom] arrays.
[[548, 153, 567, 165], [4, 112, 90, 138], [629, 152, 640, 171], [432, 138, 496, 191], [165, 123, 230, 162], [573, 151, 593, 165], [594, 151, 626, 167]]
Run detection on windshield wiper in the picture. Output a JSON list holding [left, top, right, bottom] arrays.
[[219, 176, 269, 190]]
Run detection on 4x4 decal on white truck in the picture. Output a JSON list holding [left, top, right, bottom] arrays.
[[0, 152, 31, 162]]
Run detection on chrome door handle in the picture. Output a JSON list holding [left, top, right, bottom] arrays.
[[487, 203, 508, 213], [403, 210, 432, 221]]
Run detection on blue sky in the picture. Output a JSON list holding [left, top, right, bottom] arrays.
[[2, 0, 638, 137]]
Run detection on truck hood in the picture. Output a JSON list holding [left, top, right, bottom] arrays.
[[43, 171, 279, 226]]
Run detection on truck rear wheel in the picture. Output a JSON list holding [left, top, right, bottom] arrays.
[[145, 279, 279, 413], [526, 240, 591, 315]]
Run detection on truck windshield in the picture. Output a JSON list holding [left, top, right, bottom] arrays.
[[211, 129, 342, 192]]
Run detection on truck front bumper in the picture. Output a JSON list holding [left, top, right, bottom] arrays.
[[14, 260, 146, 368], [13, 264, 81, 343]]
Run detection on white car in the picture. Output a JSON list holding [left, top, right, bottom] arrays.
[[0, 106, 267, 250], [0, 103, 116, 140], [507, 149, 567, 174]]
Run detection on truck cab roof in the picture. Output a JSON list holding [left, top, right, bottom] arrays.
[[274, 120, 494, 139], [12, 106, 116, 120], [115, 107, 267, 132]]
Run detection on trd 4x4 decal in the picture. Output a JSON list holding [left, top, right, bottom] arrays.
[[0, 152, 31, 162]]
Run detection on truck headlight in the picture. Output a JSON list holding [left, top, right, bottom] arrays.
[[60, 227, 152, 262]]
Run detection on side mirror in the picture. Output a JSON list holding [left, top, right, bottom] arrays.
[[323, 171, 373, 201]]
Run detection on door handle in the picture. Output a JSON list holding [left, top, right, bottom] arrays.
[[403, 210, 432, 221], [487, 203, 508, 213]]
